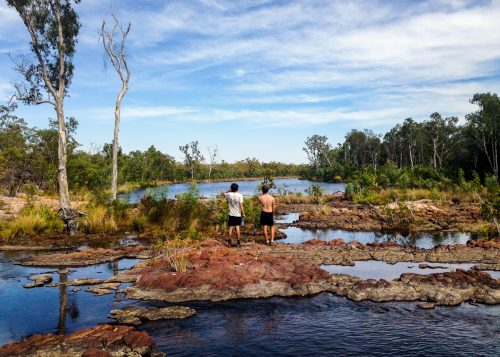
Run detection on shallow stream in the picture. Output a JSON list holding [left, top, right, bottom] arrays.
[[1, 225, 499, 355]]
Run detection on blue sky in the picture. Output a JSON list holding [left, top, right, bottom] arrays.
[[0, 0, 499, 163]]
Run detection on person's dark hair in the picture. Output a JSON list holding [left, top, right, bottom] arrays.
[[230, 183, 239, 192], [262, 185, 269, 194]]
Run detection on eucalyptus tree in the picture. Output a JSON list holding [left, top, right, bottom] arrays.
[[0, 103, 34, 196], [466, 93, 500, 178], [7, 0, 81, 211], [303, 135, 332, 173], [179, 141, 205, 179], [423, 113, 458, 169], [207, 145, 218, 180], [100, 15, 131, 200]]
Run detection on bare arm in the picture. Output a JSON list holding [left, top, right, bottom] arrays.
[[240, 202, 246, 218], [272, 197, 275, 213]]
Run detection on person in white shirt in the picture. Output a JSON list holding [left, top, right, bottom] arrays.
[[221, 183, 246, 247]]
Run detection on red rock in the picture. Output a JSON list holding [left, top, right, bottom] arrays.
[[0, 324, 162, 357], [82, 349, 112, 357]]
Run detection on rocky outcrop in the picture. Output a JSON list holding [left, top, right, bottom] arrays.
[[0, 324, 164, 357], [329, 269, 499, 305], [125, 240, 331, 302], [267, 239, 500, 266], [122, 240, 499, 305], [23, 274, 52, 288], [293, 200, 483, 232], [110, 306, 196, 325], [18, 245, 151, 267], [87, 283, 121, 295]]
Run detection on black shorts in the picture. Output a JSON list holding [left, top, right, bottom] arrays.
[[260, 211, 274, 226], [228, 215, 242, 226]]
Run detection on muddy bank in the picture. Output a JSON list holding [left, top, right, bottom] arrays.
[[288, 199, 484, 233], [0, 324, 164, 357]]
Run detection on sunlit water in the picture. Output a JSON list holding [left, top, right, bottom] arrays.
[[120, 178, 346, 203]]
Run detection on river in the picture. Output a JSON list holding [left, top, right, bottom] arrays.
[[120, 178, 346, 203]]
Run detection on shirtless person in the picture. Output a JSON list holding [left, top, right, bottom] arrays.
[[221, 183, 245, 247], [258, 185, 275, 245]]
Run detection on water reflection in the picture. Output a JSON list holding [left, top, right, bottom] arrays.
[[0, 253, 139, 345], [280, 226, 474, 248], [321, 261, 500, 280]]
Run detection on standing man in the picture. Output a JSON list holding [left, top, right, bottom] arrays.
[[258, 185, 275, 245], [222, 183, 245, 247]]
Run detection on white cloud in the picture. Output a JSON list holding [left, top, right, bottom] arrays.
[[81, 105, 197, 122]]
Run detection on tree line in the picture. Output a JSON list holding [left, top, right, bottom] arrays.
[[303, 92, 500, 184], [0, 102, 303, 196]]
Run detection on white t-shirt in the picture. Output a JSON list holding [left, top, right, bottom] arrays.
[[225, 192, 243, 217]]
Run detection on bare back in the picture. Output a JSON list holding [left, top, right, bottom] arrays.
[[258, 193, 275, 213]]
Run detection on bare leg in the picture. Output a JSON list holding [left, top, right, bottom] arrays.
[[236, 226, 241, 243], [271, 226, 275, 243], [228, 226, 233, 246], [263, 226, 269, 243]]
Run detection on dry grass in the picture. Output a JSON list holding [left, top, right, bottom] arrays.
[[81, 205, 118, 234], [0, 204, 64, 240]]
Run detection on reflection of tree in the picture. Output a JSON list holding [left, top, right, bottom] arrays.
[[57, 272, 68, 334]]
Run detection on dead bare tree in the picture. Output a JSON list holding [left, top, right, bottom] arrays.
[[207, 145, 218, 180], [100, 15, 131, 200]]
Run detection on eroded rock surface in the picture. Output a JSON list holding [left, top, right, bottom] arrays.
[[0, 324, 164, 357], [18, 245, 151, 267], [267, 239, 500, 266], [110, 306, 196, 325], [125, 240, 331, 302], [330, 269, 499, 305], [23, 274, 52, 288], [293, 199, 483, 232], [123, 240, 499, 305]]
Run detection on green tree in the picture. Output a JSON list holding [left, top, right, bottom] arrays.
[[179, 141, 204, 179], [8, 0, 82, 211], [466, 93, 500, 178]]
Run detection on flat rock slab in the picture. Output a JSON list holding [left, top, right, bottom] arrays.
[[23, 274, 53, 288], [17, 246, 151, 267], [87, 283, 121, 296], [330, 269, 500, 306], [267, 239, 500, 266], [293, 199, 483, 232], [110, 306, 196, 325], [124, 240, 500, 305], [126, 240, 331, 302], [0, 324, 164, 357]]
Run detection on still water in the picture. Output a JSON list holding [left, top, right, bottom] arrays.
[[120, 178, 346, 203], [280, 226, 474, 249], [321, 261, 500, 280], [143, 294, 500, 356]]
